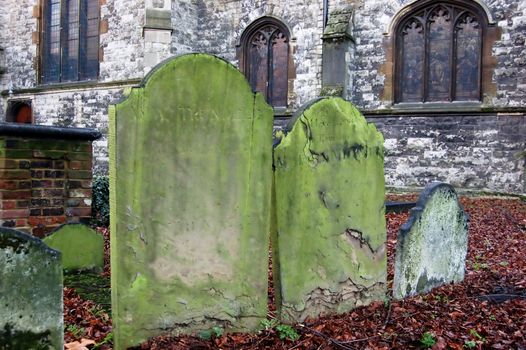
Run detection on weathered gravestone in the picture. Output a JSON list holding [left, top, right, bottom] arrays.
[[43, 224, 104, 272], [109, 53, 274, 349], [393, 182, 468, 300], [273, 97, 386, 323], [0, 227, 63, 349]]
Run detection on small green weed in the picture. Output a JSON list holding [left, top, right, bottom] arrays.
[[489, 315, 496, 321], [419, 332, 436, 348], [499, 261, 509, 267], [434, 294, 450, 303], [212, 327, 223, 338], [383, 296, 391, 308], [469, 329, 485, 342], [93, 332, 113, 349], [464, 340, 477, 348], [260, 319, 279, 330], [472, 262, 489, 271], [275, 325, 300, 341], [198, 326, 223, 340], [66, 324, 85, 339]]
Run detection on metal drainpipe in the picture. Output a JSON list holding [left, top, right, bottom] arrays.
[[323, 0, 329, 28]]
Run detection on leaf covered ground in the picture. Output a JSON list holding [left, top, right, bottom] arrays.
[[64, 197, 526, 349]]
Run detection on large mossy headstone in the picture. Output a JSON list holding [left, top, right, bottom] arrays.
[[393, 182, 468, 300], [273, 97, 386, 323], [0, 227, 63, 349], [43, 224, 104, 272], [109, 54, 274, 349]]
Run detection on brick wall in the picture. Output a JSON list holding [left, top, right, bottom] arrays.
[[0, 125, 100, 237]]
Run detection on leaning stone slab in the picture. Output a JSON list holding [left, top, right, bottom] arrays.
[[0, 227, 63, 349], [43, 224, 104, 272], [393, 182, 468, 300], [109, 54, 274, 349], [273, 97, 387, 323]]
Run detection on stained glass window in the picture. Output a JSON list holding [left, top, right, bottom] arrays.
[[41, 0, 99, 84], [395, 2, 484, 103]]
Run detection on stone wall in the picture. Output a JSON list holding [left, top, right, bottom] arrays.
[[0, 0, 37, 91], [171, 0, 198, 55], [195, 0, 325, 109], [99, 0, 146, 81], [489, 0, 526, 106], [368, 113, 525, 194], [0, 0, 524, 194], [350, 0, 526, 109]]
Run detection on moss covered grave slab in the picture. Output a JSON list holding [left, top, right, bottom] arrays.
[[273, 97, 387, 323], [43, 224, 104, 272], [393, 182, 468, 300], [0, 227, 63, 349], [109, 54, 274, 349]]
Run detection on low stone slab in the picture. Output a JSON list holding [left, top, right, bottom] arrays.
[[43, 224, 104, 272], [110, 54, 273, 349], [393, 182, 468, 299], [273, 97, 387, 323], [0, 227, 63, 349]]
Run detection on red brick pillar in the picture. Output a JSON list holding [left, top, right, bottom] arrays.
[[0, 125, 101, 237]]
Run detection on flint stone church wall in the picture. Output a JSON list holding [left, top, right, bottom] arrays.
[[0, 0, 524, 193]]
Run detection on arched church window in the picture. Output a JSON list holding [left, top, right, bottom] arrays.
[[40, 0, 100, 84], [240, 18, 291, 109], [395, 1, 487, 103]]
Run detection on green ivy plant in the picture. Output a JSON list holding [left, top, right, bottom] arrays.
[[91, 176, 110, 227]]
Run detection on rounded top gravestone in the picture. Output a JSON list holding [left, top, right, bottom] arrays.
[[273, 97, 387, 323], [109, 53, 274, 349], [393, 182, 468, 299], [0, 227, 63, 349]]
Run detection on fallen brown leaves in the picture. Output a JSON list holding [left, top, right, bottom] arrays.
[[64, 197, 526, 349]]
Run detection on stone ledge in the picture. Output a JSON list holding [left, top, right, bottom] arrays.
[[0, 124, 102, 141], [363, 106, 526, 117], [0, 78, 141, 97]]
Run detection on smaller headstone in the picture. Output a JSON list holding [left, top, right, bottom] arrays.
[[43, 224, 104, 272], [393, 182, 468, 300], [273, 97, 386, 323], [0, 227, 63, 349]]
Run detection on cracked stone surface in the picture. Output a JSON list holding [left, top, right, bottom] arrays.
[[0, 228, 63, 349], [273, 97, 387, 323], [393, 182, 468, 300], [109, 54, 274, 349]]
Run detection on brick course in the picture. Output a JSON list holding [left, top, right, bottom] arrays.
[[0, 134, 95, 236]]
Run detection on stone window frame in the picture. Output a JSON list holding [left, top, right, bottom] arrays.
[[237, 16, 296, 116], [38, 0, 101, 85], [382, 0, 499, 110]]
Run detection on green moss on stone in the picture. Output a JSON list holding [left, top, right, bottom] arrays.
[[0, 228, 63, 350], [0, 324, 52, 350], [273, 97, 386, 323], [43, 224, 104, 272], [393, 183, 468, 300], [109, 54, 273, 349]]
